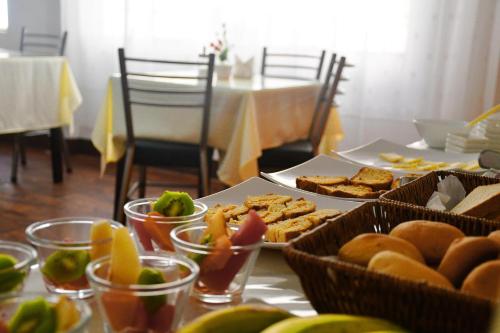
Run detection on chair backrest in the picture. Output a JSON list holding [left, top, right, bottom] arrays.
[[19, 27, 68, 56], [309, 54, 347, 153], [260, 47, 326, 81], [117, 48, 215, 151]]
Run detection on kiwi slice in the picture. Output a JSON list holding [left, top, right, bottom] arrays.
[[41, 250, 90, 284], [153, 191, 195, 217], [8, 296, 56, 333], [0, 254, 25, 293], [137, 268, 167, 314]]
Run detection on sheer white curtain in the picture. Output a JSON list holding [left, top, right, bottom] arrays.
[[61, 0, 499, 148]]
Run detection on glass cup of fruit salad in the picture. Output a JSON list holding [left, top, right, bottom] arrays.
[[87, 227, 199, 333], [0, 241, 37, 296], [25, 217, 122, 299], [125, 191, 207, 253], [0, 293, 91, 333], [171, 210, 266, 304]]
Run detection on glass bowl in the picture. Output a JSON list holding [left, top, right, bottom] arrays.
[[26, 217, 122, 299], [171, 223, 263, 304], [0, 292, 91, 333], [0, 241, 37, 296], [125, 198, 207, 252], [87, 252, 198, 333]]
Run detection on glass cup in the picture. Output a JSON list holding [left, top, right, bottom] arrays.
[[0, 292, 91, 333], [0, 241, 37, 296], [87, 252, 199, 333], [26, 217, 122, 299], [171, 223, 263, 304], [125, 198, 207, 253]]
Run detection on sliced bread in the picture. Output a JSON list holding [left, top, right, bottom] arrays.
[[317, 184, 382, 199], [296, 176, 349, 192], [350, 167, 393, 191], [450, 183, 500, 218]]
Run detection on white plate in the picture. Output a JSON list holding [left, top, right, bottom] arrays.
[[261, 154, 409, 202], [335, 138, 479, 172], [196, 177, 361, 249]]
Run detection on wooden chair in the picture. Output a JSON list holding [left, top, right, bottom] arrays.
[[114, 48, 215, 222], [11, 27, 71, 183], [258, 54, 347, 170], [260, 47, 326, 81]]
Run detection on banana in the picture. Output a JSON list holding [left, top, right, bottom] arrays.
[[177, 304, 293, 333], [261, 314, 408, 333]]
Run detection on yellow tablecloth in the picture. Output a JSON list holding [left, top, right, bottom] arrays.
[[0, 56, 82, 134], [92, 75, 343, 185]]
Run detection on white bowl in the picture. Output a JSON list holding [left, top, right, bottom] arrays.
[[413, 118, 467, 149]]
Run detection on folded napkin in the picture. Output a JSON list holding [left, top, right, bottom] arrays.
[[233, 56, 254, 79]]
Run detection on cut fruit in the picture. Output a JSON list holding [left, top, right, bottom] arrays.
[[153, 191, 195, 216], [41, 250, 90, 284], [130, 219, 154, 251], [101, 291, 148, 332], [109, 227, 142, 285], [0, 254, 17, 269], [149, 304, 175, 332], [8, 296, 56, 333], [143, 213, 176, 251], [89, 220, 113, 260], [137, 268, 167, 314], [204, 209, 228, 240], [55, 296, 80, 332], [0, 254, 24, 293], [231, 210, 267, 246]]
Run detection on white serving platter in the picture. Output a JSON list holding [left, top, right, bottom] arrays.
[[334, 138, 479, 172], [261, 154, 409, 202], [196, 177, 362, 249]]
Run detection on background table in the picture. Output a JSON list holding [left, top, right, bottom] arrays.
[[92, 75, 343, 185], [24, 249, 315, 332], [0, 49, 82, 182]]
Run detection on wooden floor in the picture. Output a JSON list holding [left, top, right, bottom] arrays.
[[0, 143, 226, 243]]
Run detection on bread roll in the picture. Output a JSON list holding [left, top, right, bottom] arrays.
[[338, 233, 424, 266], [488, 230, 500, 248], [368, 251, 453, 289], [438, 237, 499, 287], [389, 220, 465, 265], [461, 260, 500, 302]]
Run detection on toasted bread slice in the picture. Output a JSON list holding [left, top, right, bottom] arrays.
[[307, 208, 343, 223], [230, 210, 284, 225], [391, 173, 421, 189], [350, 167, 393, 191], [282, 199, 316, 218], [379, 152, 404, 163], [317, 184, 382, 199], [266, 216, 313, 243], [205, 204, 249, 222], [450, 183, 500, 218], [296, 176, 349, 192], [244, 194, 293, 209]]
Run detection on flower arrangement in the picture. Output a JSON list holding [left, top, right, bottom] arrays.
[[210, 23, 229, 63]]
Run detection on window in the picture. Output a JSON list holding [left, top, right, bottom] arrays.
[[0, 0, 8, 31]]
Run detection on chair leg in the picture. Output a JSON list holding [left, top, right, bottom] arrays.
[[138, 165, 146, 198], [61, 133, 73, 173], [116, 147, 135, 223], [11, 134, 21, 183], [198, 150, 210, 198], [113, 157, 125, 221], [19, 135, 27, 166]]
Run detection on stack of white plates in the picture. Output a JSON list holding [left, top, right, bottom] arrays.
[[445, 118, 500, 153]]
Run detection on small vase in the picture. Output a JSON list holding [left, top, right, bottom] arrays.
[[215, 63, 232, 80]]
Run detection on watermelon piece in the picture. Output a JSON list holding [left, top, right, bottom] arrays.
[[130, 218, 154, 251], [230, 210, 267, 246], [148, 304, 175, 333]]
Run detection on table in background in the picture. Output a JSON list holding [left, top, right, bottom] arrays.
[[0, 49, 82, 182], [24, 249, 315, 332], [92, 75, 343, 186]]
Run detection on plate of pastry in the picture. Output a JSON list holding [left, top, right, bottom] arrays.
[[196, 177, 361, 249], [334, 138, 480, 173], [261, 154, 416, 201]]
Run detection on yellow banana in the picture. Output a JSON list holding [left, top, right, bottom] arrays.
[[261, 314, 408, 333], [177, 304, 293, 333]]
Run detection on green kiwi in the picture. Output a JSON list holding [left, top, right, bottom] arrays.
[[137, 268, 167, 314], [153, 191, 195, 216], [41, 250, 90, 284], [8, 296, 56, 333], [0, 254, 25, 293]]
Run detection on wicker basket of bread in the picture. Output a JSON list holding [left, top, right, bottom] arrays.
[[283, 200, 500, 333], [381, 170, 500, 221]]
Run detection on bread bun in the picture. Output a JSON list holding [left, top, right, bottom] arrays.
[[438, 237, 499, 287], [488, 230, 500, 248], [389, 220, 465, 265], [338, 233, 424, 266], [461, 260, 500, 302], [368, 251, 453, 290]]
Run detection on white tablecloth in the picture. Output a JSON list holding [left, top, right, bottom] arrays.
[[0, 50, 82, 134], [92, 74, 326, 185]]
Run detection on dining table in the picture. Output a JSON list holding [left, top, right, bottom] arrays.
[[0, 48, 82, 182], [92, 73, 344, 186]]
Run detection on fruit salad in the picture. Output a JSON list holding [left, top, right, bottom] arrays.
[[0, 255, 26, 295], [87, 227, 198, 333], [0, 242, 37, 296], [171, 209, 267, 303], [125, 191, 207, 252], [0, 295, 86, 333]]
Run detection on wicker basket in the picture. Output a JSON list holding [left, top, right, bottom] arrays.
[[381, 170, 500, 212], [283, 201, 499, 333]]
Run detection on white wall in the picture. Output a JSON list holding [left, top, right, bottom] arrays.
[[0, 0, 60, 49]]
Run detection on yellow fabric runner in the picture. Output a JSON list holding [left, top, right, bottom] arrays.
[[319, 107, 345, 154]]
